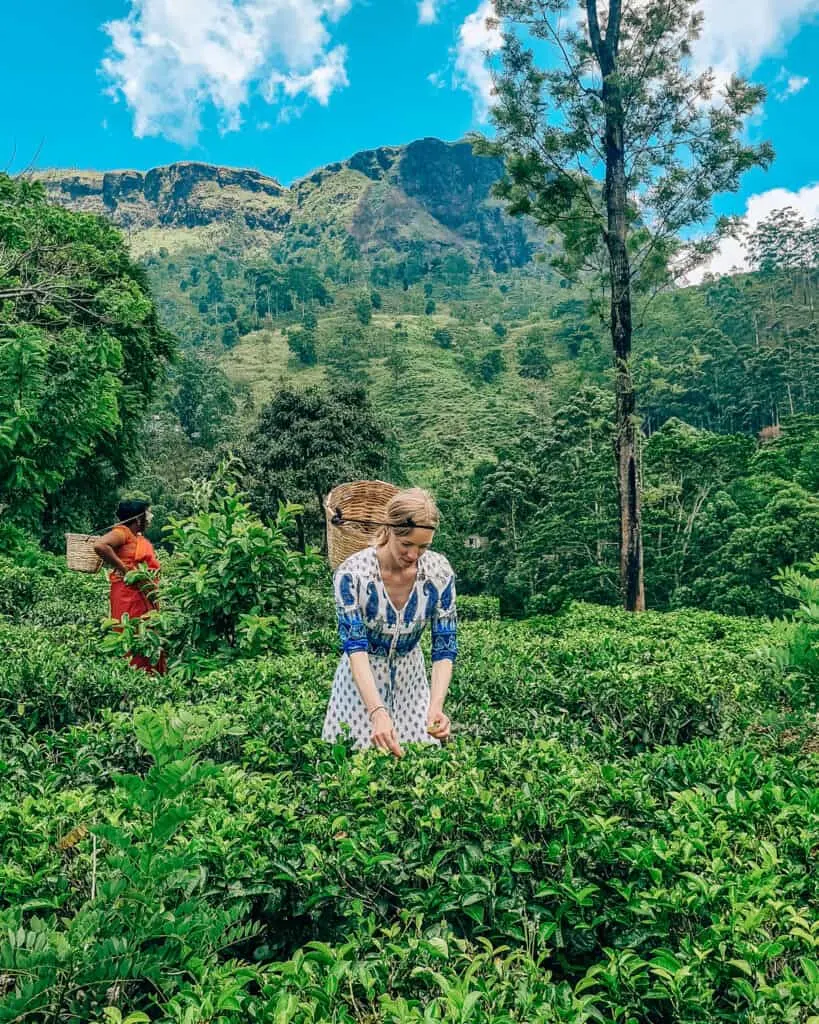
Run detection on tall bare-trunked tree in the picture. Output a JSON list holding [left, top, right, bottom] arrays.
[[479, 0, 772, 609]]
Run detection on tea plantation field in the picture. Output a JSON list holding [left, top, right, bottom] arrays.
[[1, 567, 818, 1022]]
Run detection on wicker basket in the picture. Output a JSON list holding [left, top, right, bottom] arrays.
[[324, 480, 400, 570], [65, 533, 103, 573]]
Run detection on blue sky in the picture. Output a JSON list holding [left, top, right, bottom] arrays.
[[2, 0, 818, 272], [3, 1, 493, 183]]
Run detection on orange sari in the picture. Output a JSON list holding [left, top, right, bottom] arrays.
[[109, 525, 166, 674]]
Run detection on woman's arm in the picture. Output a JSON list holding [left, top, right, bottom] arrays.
[[428, 566, 457, 740], [348, 651, 404, 757], [93, 530, 129, 577], [427, 658, 453, 739], [334, 567, 403, 757], [429, 657, 453, 717]]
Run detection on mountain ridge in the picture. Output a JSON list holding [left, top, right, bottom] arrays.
[[31, 137, 540, 270]]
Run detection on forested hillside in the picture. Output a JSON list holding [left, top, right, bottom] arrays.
[[16, 136, 819, 614]]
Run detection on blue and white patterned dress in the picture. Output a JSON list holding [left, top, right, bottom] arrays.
[[322, 545, 458, 748]]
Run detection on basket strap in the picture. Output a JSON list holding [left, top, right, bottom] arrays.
[[330, 508, 437, 530], [79, 514, 146, 541]]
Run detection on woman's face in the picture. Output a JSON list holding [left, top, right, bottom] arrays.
[[387, 526, 435, 568], [134, 509, 151, 533]]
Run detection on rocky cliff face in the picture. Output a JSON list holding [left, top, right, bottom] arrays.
[[35, 163, 288, 231], [34, 139, 539, 268], [338, 138, 536, 270]]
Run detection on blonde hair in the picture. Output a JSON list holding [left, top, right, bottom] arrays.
[[374, 487, 440, 545]]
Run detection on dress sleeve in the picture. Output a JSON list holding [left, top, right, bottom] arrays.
[[431, 567, 458, 663], [334, 568, 369, 656], [109, 525, 131, 546]]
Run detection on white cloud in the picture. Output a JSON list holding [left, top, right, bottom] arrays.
[[771, 66, 811, 99], [687, 183, 819, 282], [267, 45, 348, 105], [101, 0, 353, 144], [454, 0, 502, 121], [784, 73, 810, 95], [418, 0, 439, 24], [321, 0, 353, 19], [693, 1, 819, 87]]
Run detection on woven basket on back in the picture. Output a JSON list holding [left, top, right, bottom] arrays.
[[324, 480, 400, 570], [65, 533, 103, 574]]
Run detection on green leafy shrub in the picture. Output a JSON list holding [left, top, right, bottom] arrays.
[[4, 554, 819, 1023], [771, 554, 819, 686], [0, 556, 39, 617], [102, 465, 320, 678], [456, 594, 500, 620], [0, 624, 137, 736], [0, 708, 259, 1023]]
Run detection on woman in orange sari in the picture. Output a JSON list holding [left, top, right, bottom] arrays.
[[94, 499, 167, 674]]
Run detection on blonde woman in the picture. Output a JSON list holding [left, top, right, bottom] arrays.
[[322, 488, 457, 756]]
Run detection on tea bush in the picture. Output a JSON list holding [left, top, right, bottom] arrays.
[[456, 595, 500, 621], [100, 465, 322, 679], [1, 554, 818, 1023]]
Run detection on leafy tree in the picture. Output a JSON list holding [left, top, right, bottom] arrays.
[[433, 327, 454, 350], [205, 272, 224, 305], [221, 324, 239, 349], [287, 326, 318, 366], [668, 474, 819, 616], [492, 321, 507, 339], [440, 254, 471, 286], [342, 234, 361, 261], [0, 175, 172, 539], [326, 323, 370, 383], [242, 382, 401, 549], [753, 414, 819, 493], [354, 294, 373, 326], [517, 331, 551, 380], [167, 351, 237, 448], [630, 270, 819, 435], [482, 0, 772, 609], [385, 346, 410, 383], [480, 348, 506, 383], [425, 299, 437, 315], [747, 207, 818, 280], [245, 263, 332, 321], [471, 386, 618, 611], [550, 301, 599, 359], [642, 420, 755, 605], [370, 291, 383, 310], [288, 264, 332, 312]]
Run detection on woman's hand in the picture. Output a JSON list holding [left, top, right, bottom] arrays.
[[371, 708, 404, 758], [427, 708, 451, 741], [124, 567, 159, 603]]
